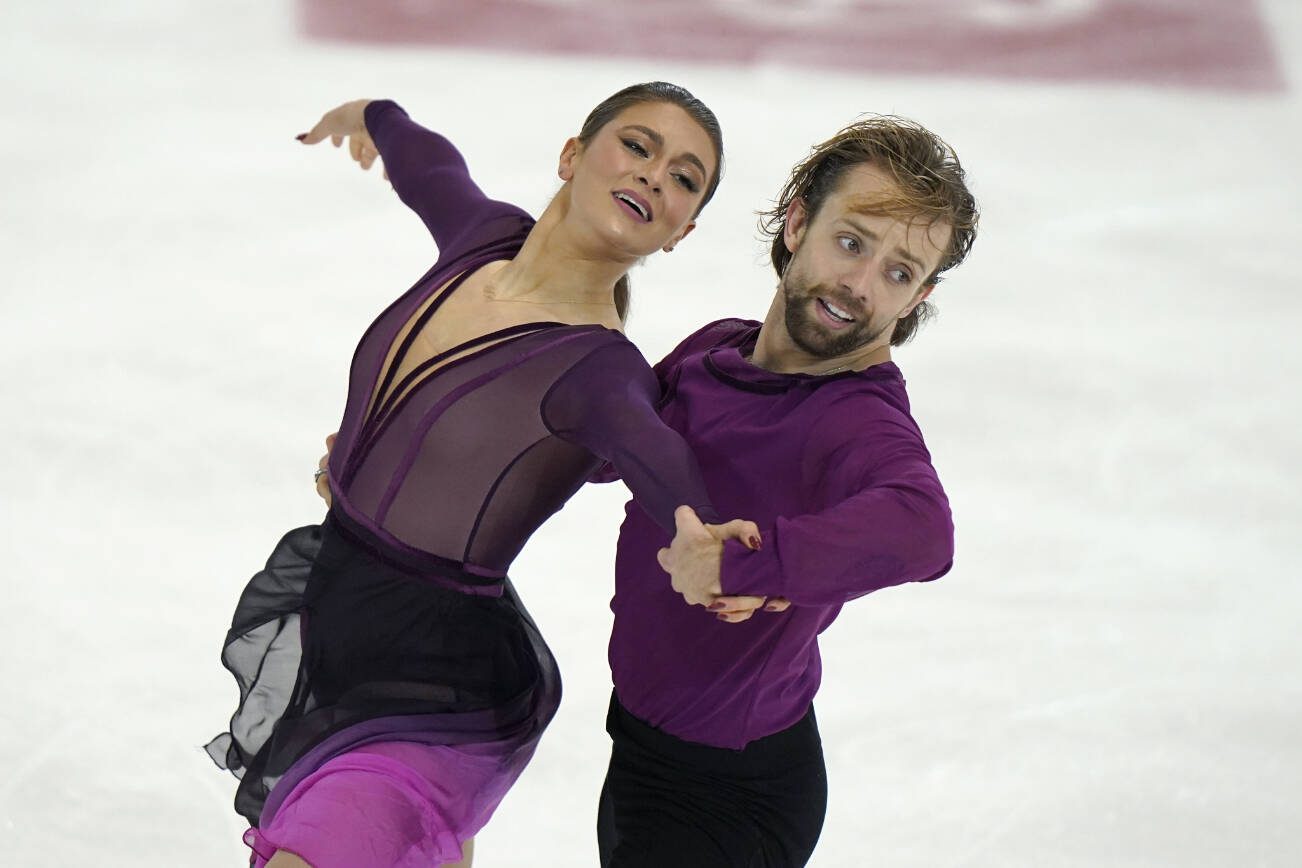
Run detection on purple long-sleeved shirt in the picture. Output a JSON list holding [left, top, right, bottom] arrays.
[[608, 319, 954, 749]]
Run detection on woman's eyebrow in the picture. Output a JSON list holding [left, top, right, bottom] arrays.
[[620, 125, 707, 177]]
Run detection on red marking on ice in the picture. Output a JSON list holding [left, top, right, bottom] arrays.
[[299, 0, 1285, 93]]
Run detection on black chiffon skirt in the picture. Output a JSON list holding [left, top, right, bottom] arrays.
[[206, 513, 561, 827]]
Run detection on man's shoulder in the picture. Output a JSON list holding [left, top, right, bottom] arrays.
[[816, 364, 924, 436], [681, 317, 759, 351], [664, 318, 758, 363], [844, 362, 911, 406]]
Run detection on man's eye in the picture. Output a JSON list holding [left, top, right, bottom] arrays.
[[890, 268, 913, 284], [838, 236, 859, 253], [623, 139, 649, 157]]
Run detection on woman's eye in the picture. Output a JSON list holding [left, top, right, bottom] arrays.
[[673, 174, 699, 193], [838, 236, 860, 253], [623, 139, 649, 157]]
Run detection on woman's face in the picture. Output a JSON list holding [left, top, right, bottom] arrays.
[[558, 101, 717, 259]]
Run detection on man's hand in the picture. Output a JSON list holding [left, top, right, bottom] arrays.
[[297, 100, 385, 176], [315, 433, 336, 507]]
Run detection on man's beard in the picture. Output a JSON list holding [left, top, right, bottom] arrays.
[[781, 267, 893, 359]]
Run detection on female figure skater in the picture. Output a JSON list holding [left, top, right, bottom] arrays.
[[207, 84, 752, 867]]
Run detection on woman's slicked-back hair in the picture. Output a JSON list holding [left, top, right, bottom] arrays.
[[577, 82, 725, 322], [759, 115, 979, 346]]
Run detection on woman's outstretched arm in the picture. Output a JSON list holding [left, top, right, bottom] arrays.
[[298, 99, 505, 250]]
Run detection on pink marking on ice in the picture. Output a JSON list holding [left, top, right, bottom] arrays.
[[298, 0, 1286, 93]]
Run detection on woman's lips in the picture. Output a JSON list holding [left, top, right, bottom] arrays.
[[613, 190, 652, 222]]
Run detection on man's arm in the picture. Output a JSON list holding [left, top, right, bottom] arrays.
[[663, 418, 953, 610]]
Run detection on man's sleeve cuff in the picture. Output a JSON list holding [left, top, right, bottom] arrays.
[[719, 536, 783, 597]]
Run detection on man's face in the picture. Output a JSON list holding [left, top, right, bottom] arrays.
[[780, 164, 952, 358]]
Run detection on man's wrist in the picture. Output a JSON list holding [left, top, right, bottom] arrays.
[[719, 536, 778, 597]]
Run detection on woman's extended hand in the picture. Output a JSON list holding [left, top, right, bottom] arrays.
[[297, 100, 382, 173], [710, 594, 791, 623]]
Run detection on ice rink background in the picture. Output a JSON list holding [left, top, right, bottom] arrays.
[[3, 1, 1301, 865]]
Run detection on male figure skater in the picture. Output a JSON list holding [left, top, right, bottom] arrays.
[[596, 116, 979, 867]]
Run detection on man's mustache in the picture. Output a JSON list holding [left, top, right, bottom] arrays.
[[792, 283, 869, 321]]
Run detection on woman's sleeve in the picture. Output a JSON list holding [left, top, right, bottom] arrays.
[[585, 319, 753, 486], [363, 100, 509, 249], [541, 339, 720, 532]]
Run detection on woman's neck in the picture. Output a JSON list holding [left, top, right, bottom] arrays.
[[485, 194, 631, 314]]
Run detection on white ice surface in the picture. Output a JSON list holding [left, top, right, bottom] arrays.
[[2, 2, 1301, 865]]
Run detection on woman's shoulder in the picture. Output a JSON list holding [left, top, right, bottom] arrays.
[[433, 206, 535, 270], [550, 327, 659, 388], [563, 325, 649, 362], [579, 317, 760, 362]]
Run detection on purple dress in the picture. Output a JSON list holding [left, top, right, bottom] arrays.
[[207, 101, 717, 867]]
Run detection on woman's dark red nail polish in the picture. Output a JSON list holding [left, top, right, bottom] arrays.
[[295, 133, 307, 142], [708, 601, 725, 610]]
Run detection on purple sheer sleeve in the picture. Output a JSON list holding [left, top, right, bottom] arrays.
[[586, 319, 756, 486], [363, 100, 513, 250], [719, 418, 954, 607], [541, 337, 719, 531]]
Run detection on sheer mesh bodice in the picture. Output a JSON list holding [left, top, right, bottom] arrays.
[[326, 100, 716, 583]]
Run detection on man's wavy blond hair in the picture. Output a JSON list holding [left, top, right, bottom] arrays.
[[759, 116, 979, 346]]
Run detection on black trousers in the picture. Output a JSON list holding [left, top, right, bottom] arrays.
[[597, 693, 827, 867]]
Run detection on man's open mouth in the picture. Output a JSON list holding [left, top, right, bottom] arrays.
[[818, 298, 854, 323]]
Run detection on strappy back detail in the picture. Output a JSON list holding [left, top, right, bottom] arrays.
[[345, 249, 610, 497], [351, 321, 568, 481], [329, 232, 628, 578]]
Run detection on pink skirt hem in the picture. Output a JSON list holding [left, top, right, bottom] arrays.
[[246, 740, 528, 868]]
